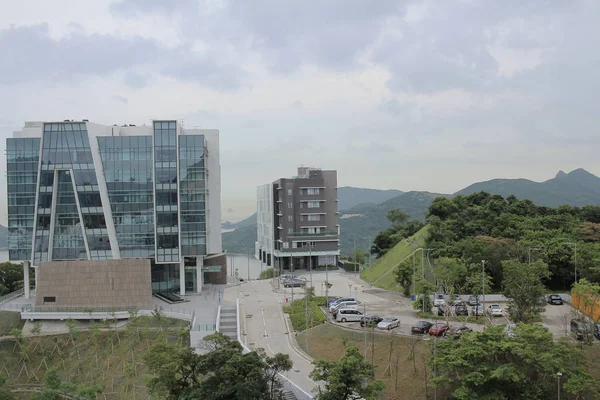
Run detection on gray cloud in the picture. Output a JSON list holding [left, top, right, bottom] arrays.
[[110, 0, 197, 16], [112, 95, 128, 103]]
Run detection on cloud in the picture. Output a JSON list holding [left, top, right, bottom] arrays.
[[112, 95, 128, 103]]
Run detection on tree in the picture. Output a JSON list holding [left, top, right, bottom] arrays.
[[0, 374, 13, 400], [432, 257, 467, 294], [502, 260, 550, 323], [431, 324, 598, 399], [412, 279, 436, 313], [387, 209, 408, 228], [310, 346, 384, 400], [394, 259, 413, 297], [145, 332, 291, 400], [463, 265, 493, 318], [0, 262, 32, 296]]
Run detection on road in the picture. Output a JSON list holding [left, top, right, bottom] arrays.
[[237, 279, 319, 396]]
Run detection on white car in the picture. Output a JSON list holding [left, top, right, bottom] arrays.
[[433, 293, 446, 307], [487, 304, 503, 317], [336, 308, 364, 323], [377, 317, 400, 330]]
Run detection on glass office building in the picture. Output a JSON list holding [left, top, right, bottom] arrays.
[[6, 120, 224, 299]]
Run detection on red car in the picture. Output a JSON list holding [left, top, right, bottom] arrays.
[[428, 323, 450, 336]]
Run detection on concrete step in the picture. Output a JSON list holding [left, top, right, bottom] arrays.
[[219, 326, 236, 332], [221, 309, 236, 313], [282, 390, 297, 400]]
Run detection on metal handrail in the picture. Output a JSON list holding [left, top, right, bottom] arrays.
[[0, 288, 24, 305]]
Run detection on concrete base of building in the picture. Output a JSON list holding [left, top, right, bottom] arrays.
[[36, 259, 153, 310]]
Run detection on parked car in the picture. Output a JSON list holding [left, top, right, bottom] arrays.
[[471, 304, 484, 316], [360, 315, 383, 327], [330, 301, 358, 313], [446, 325, 473, 339], [326, 297, 341, 306], [454, 302, 469, 316], [433, 292, 446, 307], [328, 297, 357, 310], [487, 304, 503, 317], [547, 294, 564, 305], [428, 323, 450, 336], [437, 304, 449, 316], [570, 318, 594, 341], [336, 308, 364, 323], [451, 294, 462, 305], [468, 295, 479, 306], [411, 321, 434, 334], [283, 278, 305, 288], [332, 305, 358, 319], [377, 317, 400, 330]]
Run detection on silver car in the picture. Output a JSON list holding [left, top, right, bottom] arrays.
[[377, 317, 400, 330]]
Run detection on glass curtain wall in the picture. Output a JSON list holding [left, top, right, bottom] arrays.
[[99, 136, 155, 258], [6, 138, 40, 261], [153, 121, 179, 263], [51, 170, 88, 260], [178, 135, 207, 256]]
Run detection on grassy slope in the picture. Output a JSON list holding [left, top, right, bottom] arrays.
[[0, 311, 25, 336], [0, 321, 188, 399], [360, 225, 428, 290]]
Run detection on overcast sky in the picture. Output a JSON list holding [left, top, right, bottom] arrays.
[[1, 0, 599, 224]]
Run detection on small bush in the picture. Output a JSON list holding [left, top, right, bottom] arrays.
[[340, 262, 360, 273], [283, 297, 327, 331], [259, 268, 279, 279]]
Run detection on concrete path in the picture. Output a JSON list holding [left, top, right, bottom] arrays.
[[226, 280, 319, 397]]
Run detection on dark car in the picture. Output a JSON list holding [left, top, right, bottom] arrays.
[[570, 318, 594, 340], [467, 295, 479, 306], [429, 323, 450, 336], [437, 304, 448, 316], [411, 321, 434, 334], [283, 278, 305, 288], [454, 302, 469, 316], [547, 294, 564, 305], [360, 315, 383, 327], [446, 325, 473, 339]]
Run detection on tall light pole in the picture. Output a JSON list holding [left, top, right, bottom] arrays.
[[528, 247, 544, 264], [482, 260, 486, 330], [349, 233, 358, 274], [565, 242, 578, 284], [557, 372, 562, 400]]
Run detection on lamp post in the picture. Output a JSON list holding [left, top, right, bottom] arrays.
[[557, 372, 562, 400], [349, 233, 358, 274], [565, 242, 578, 284], [528, 247, 544, 264], [482, 260, 486, 330]]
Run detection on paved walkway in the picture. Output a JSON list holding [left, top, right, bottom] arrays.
[[226, 280, 319, 397]]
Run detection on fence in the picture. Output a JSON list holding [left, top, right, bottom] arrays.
[[236, 297, 314, 400], [0, 288, 24, 305]]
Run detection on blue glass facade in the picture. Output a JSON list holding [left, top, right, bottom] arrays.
[[98, 136, 155, 258], [6, 138, 40, 261], [6, 119, 215, 295]]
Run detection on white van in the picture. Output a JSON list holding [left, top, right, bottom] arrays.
[[331, 301, 358, 313], [336, 308, 364, 323], [329, 297, 357, 312]]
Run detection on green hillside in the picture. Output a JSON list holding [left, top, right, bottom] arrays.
[[360, 225, 428, 290]]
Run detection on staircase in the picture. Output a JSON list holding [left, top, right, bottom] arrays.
[[219, 306, 237, 340], [281, 389, 297, 400]]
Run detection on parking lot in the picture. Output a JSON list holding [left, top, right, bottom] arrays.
[[276, 270, 596, 341]]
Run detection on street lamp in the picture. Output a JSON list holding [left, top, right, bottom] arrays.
[[528, 247, 544, 264], [482, 260, 486, 330], [565, 242, 578, 284], [557, 372, 562, 400], [349, 233, 358, 274]]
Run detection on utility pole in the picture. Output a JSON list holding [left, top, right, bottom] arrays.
[[412, 250, 417, 301], [368, 236, 373, 287], [421, 248, 425, 313], [351, 233, 357, 273], [325, 255, 329, 307], [482, 260, 486, 330], [305, 286, 309, 352], [309, 245, 313, 292], [247, 250, 250, 280], [363, 304, 367, 358]]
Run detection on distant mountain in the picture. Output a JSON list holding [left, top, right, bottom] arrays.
[[337, 187, 404, 211], [455, 168, 600, 207], [339, 191, 446, 254], [222, 213, 257, 230]]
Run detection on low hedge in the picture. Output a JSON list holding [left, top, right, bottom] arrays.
[[282, 297, 327, 331]]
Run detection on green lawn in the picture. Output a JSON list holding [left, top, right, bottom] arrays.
[[360, 225, 428, 290], [283, 296, 327, 331], [0, 310, 24, 336]]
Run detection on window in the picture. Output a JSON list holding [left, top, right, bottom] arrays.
[[43, 296, 56, 303], [308, 215, 320, 221], [283, 242, 289, 249], [287, 228, 293, 234], [287, 202, 293, 209], [307, 188, 320, 195], [305, 227, 321, 234], [287, 188, 292, 195], [307, 201, 320, 208], [287, 215, 293, 222]]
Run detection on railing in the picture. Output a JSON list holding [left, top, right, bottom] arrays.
[[0, 288, 24, 305], [216, 304, 222, 332], [288, 232, 337, 237], [191, 324, 217, 332]]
